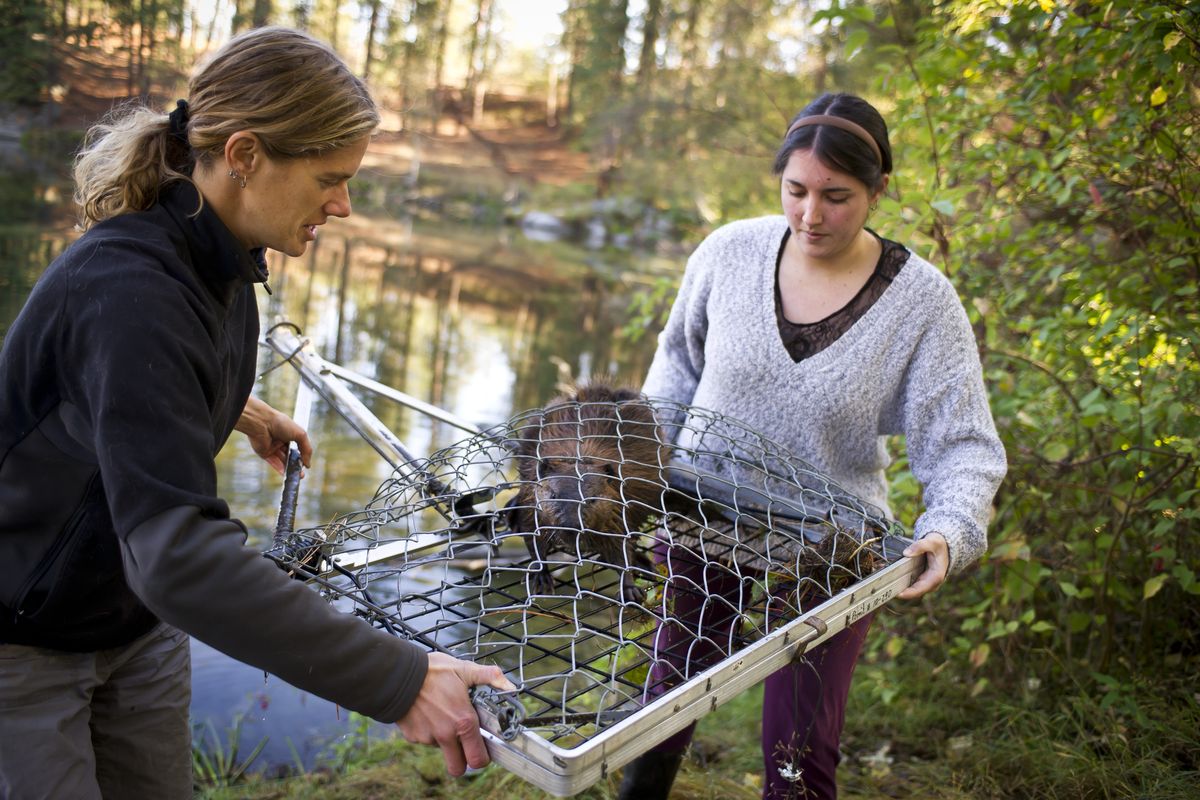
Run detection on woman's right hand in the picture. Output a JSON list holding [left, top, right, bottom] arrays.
[[396, 653, 516, 776], [235, 396, 313, 474]]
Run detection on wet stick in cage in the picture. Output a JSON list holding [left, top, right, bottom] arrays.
[[271, 379, 325, 575], [506, 382, 670, 604], [658, 476, 892, 608]]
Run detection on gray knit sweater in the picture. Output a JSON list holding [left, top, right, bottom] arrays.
[[642, 216, 1006, 574]]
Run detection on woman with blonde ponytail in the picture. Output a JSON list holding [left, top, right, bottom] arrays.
[[0, 27, 511, 798]]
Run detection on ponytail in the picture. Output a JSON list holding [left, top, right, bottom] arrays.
[[71, 27, 377, 231], [72, 103, 193, 230]]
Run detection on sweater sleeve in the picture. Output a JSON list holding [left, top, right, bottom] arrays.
[[642, 236, 717, 408], [895, 278, 1007, 574]]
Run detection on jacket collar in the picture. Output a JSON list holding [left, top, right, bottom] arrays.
[[159, 181, 269, 300]]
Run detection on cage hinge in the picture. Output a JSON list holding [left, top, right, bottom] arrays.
[[471, 686, 526, 741], [790, 616, 829, 663]]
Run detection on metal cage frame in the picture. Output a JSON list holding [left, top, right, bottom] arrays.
[[262, 325, 920, 797]]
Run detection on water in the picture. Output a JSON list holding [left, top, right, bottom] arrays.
[[0, 209, 673, 772]]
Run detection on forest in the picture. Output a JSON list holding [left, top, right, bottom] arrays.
[[1, 0, 1198, 797]]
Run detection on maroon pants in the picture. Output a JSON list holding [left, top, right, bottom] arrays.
[[645, 540, 872, 800]]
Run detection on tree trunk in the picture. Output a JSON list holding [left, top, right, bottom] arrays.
[[562, 0, 583, 120], [125, 12, 135, 95], [292, 0, 310, 29], [430, 0, 453, 133], [609, 0, 629, 93], [141, 0, 157, 96], [231, 0, 247, 34], [678, 0, 703, 155], [204, 0, 222, 49], [636, 0, 661, 87], [463, 0, 492, 96], [329, 0, 340, 51], [362, 0, 382, 81], [546, 59, 559, 127], [252, 0, 271, 27]]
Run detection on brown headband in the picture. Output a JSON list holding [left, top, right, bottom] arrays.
[[785, 114, 883, 167]]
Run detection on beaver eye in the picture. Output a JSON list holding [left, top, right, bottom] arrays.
[[601, 462, 616, 478]]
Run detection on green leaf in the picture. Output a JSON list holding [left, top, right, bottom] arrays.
[[1043, 442, 1070, 462], [1067, 612, 1092, 633], [846, 5, 876, 22], [1142, 573, 1170, 600], [1150, 86, 1168, 107], [931, 199, 955, 216], [1163, 31, 1183, 51], [845, 29, 869, 59]]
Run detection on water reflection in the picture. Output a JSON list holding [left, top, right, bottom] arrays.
[[0, 211, 670, 771]]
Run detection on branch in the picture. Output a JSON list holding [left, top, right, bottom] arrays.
[[982, 347, 1083, 414]]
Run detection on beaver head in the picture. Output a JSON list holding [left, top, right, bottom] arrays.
[[509, 381, 669, 600]]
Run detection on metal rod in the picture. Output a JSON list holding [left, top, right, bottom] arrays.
[[264, 326, 425, 481], [321, 361, 483, 436], [263, 326, 497, 534]]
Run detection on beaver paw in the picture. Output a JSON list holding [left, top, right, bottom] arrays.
[[528, 565, 557, 596], [619, 579, 646, 605]]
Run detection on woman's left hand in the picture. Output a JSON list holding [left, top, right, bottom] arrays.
[[898, 533, 949, 600], [235, 396, 314, 475]]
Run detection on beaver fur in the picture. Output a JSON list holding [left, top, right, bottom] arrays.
[[507, 381, 669, 603]]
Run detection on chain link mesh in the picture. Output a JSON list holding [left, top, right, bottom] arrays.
[[267, 391, 907, 747]]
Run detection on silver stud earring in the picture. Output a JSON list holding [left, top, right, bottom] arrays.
[[227, 168, 246, 189]]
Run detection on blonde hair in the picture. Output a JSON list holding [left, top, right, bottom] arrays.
[[73, 26, 379, 229]]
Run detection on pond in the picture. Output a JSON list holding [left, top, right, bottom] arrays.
[[0, 203, 678, 773]]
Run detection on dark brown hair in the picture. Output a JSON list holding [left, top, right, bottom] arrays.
[[772, 93, 892, 191]]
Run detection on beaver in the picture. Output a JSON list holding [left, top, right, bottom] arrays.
[[507, 381, 669, 603]]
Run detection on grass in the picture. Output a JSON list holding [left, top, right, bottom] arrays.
[[834, 643, 1200, 800], [194, 643, 1199, 800], [192, 715, 271, 790]]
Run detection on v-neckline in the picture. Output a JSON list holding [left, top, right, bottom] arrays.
[[757, 219, 906, 371]]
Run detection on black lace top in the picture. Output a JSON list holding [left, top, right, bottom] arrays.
[[774, 230, 909, 362]]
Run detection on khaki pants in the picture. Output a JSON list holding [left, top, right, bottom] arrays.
[[0, 622, 192, 800]]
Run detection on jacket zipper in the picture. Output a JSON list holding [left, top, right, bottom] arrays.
[[11, 473, 99, 623]]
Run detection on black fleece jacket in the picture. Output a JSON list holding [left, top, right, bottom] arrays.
[[0, 182, 426, 723]]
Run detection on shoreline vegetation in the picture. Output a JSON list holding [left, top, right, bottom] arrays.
[[191, 646, 1199, 799], [4, 2, 1197, 797]]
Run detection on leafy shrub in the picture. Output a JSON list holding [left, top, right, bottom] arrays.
[[841, 0, 1199, 692]]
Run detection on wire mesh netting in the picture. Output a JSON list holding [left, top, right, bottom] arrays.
[[266, 385, 909, 750]]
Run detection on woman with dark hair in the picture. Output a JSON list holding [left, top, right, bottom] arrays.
[[618, 93, 1006, 799], [0, 26, 511, 798]]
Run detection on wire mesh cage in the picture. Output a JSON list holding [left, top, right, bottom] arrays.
[[264, 370, 918, 796]]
